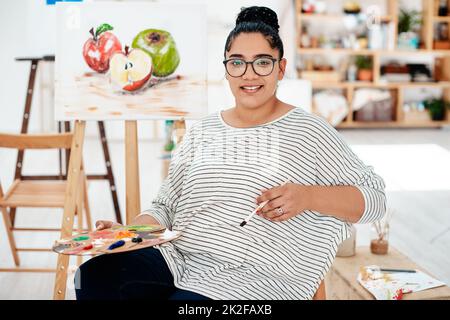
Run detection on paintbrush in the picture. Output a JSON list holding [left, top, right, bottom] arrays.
[[240, 180, 291, 227], [379, 268, 417, 273], [240, 200, 269, 227]]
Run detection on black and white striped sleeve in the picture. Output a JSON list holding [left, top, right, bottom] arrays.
[[313, 117, 387, 224], [138, 128, 193, 229]]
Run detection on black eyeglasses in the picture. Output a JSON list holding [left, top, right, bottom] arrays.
[[223, 57, 279, 77]]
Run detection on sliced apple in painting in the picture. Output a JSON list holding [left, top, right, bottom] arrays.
[[110, 54, 128, 85], [110, 47, 153, 92]]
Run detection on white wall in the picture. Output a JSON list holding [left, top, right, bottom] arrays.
[[0, 1, 40, 133]]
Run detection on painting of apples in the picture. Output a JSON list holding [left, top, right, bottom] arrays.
[[55, 2, 207, 120]]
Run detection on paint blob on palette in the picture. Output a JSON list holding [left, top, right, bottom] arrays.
[[52, 224, 180, 256]]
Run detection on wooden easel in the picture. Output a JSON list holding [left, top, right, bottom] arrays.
[[13, 56, 122, 224], [53, 119, 186, 300]]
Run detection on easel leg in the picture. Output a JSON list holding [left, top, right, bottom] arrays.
[[76, 171, 84, 267], [58, 122, 64, 179], [83, 174, 93, 232], [98, 121, 122, 224], [125, 121, 141, 224], [64, 121, 71, 176], [53, 120, 86, 300], [63, 121, 122, 224], [11, 59, 39, 226]]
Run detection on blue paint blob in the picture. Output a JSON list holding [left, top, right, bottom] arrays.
[[108, 240, 125, 250]]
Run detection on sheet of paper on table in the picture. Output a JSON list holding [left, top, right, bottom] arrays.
[[357, 265, 446, 300]]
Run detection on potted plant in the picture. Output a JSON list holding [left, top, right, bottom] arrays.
[[355, 55, 373, 81], [424, 98, 448, 121], [397, 8, 422, 50]]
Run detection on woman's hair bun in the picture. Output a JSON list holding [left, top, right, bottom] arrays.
[[236, 6, 280, 33]]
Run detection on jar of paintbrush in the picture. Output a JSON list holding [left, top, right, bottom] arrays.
[[370, 208, 394, 255]]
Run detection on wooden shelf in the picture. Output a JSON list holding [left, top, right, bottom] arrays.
[[300, 13, 393, 22], [433, 16, 450, 22], [300, 13, 349, 20], [336, 120, 449, 129], [298, 48, 450, 55], [310, 81, 372, 88], [379, 49, 450, 55], [295, 0, 450, 129], [298, 48, 377, 55], [310, 81, 450, 88], [384, 81, 450, 87]]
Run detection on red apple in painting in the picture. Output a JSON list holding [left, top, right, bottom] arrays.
[[110, 46, 153, 92], [82, 23, 122, 73]]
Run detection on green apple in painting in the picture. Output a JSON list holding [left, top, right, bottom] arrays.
[[132, 29, 180, 77]]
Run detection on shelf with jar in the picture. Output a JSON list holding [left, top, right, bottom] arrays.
[[306, 58, 450, 128], [335, 85, 450, 128], [297, 0, 398, 51], [295, 0, 450, 128], [431, 0, 450, 49]]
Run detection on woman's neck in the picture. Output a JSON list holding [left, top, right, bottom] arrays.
[[233, 96, 283, 127]]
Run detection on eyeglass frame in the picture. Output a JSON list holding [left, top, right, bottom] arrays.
[[223, 57, 280, 78]]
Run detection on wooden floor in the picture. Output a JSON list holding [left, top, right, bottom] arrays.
[[0, 126, 449, 299]]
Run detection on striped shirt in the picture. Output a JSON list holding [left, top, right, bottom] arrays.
[[140, 107, 386, 300]]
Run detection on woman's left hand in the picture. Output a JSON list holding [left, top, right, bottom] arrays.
[[256, 183, 311, 222]]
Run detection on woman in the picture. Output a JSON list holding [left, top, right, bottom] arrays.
[[76, 6, 386, 300]]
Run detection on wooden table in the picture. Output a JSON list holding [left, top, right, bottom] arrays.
[[325, 246, 450, 300]]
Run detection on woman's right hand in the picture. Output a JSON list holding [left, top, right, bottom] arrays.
[[95, 220, 122, 230]]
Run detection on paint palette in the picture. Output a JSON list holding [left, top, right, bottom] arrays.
[[52, 224, 180, 256]]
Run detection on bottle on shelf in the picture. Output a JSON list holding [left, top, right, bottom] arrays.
[[347, 59, 358, 82], [300, 25, 311, 48], [438, 0, 449, 17], [438, 22, 449, 41]]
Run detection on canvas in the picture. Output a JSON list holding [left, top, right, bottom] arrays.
[[55, 1, 208, 120]]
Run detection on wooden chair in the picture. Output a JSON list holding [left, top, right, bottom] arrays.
[[0, 132, 92, 272], [313, 280, 326, 300]]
